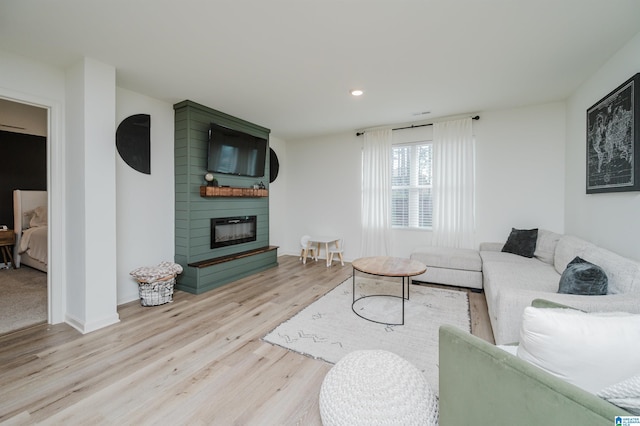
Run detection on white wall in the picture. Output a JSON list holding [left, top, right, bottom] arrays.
[[278, 132, 363, 262], [278, 102, 567, 260], [0, 99, 48, 136], [474, 103, 566, 244], [0, 49, 66, 324], [0, 49, 176, 332], [565, 31, 640, 261], [115, 88, 175, 304]]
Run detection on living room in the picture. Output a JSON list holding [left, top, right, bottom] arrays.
[[1, 1, 640, 423], [2, 2, 639, 330]]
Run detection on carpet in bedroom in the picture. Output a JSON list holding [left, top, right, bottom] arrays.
[[0, 266, 47, 335], [262, 277, 470, 395]]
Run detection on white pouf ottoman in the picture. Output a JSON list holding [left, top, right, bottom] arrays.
[[410, 246, 482, 290], [319, 350, 438, 426]]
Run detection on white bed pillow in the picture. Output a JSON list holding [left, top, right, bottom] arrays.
[[22, 210, 33, 229], [517, 307, 640, 394], [27, 205, 47, 228]]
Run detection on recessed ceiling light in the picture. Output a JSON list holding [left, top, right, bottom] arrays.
[[350, 89, 364, 96], [412, 111, 431, 116]]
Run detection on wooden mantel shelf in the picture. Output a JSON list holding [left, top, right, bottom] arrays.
[[200, 186, 268, 198]]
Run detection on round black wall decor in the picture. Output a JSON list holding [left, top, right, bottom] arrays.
[[269, 147, 280, 183], [116, 114, 151, 174]]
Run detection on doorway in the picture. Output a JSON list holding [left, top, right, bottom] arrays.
[[0, 98, 49, 333]]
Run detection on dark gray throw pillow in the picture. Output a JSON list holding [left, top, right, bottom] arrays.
[[501, 228, 538, 258], [558, 256, 608, 295]]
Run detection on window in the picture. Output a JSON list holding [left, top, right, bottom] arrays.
[[391, 142, 433, 228]]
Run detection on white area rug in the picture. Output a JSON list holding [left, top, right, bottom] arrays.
[[263, 277, 470, 394]]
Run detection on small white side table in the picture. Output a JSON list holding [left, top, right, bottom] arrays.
[[306, 236, 340, 267]]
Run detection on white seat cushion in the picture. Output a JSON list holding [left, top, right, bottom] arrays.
[[411, 247, 481, 271], [412, 247, 483, 289]]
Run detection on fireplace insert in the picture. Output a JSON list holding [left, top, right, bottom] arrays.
[[211, 216, 257, 249]]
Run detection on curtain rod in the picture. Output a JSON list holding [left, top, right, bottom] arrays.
[[356, 115, 480, 136]]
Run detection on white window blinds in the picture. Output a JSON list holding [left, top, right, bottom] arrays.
[[391, 142, 433, 228]]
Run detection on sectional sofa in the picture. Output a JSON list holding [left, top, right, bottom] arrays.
[[481, 229, 640, 344]]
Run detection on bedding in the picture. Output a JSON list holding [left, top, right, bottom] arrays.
[[19, 225, 48, 265], [13, 190, 48, 272]]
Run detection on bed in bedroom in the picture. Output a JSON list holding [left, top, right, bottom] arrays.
[[13, 190, 48, 273]]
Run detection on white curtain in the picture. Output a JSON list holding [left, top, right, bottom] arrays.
[[361, 129, 392, 256], [432, 118, 476, 248]]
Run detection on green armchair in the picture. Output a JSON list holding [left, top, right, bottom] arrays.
[[438, 323, 629, 425]]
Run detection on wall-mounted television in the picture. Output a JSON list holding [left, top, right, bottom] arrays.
[[207, 122, 267, 178]]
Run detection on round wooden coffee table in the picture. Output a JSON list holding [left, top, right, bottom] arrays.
[[351, 256, 427, 325]]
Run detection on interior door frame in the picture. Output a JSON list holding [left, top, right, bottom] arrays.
[[0, 90, 65, 325]]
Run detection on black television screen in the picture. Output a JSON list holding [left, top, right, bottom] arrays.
[[207, 123, 267, 177]]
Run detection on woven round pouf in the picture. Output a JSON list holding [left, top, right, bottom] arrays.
[[319, 350, 438, 426]]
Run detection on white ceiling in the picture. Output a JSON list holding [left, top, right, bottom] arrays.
[[1, 0, 639, 140]]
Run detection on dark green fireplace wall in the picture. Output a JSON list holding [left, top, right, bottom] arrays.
[[174, 100, 276, 294]]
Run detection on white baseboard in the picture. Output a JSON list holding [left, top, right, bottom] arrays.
[[65, 312, 120, 334]]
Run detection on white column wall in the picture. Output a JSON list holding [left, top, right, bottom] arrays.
[[65, 57, 119, 333], [115, 88, 175, 304], [565, 31, 640, 260], [64, 60, 86, 326]]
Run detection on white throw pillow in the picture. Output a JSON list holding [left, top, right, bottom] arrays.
[[597, 375, 640, 415], [517, 307, 640, 394]]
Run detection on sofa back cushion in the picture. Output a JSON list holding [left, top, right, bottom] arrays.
[[583, 245, 640, 294], [554, 235, 595, 275], [534, 229, 562, 265], [554, 236, 640, 294]]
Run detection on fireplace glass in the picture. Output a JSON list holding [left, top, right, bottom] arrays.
[[211, 216, 257, 249]]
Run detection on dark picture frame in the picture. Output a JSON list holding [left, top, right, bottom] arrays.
[[586, 73, 640, 194]]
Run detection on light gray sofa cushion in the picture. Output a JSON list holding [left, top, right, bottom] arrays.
[[480, 250, 541, 265], [479, 242, 504, 252], [410, 246, 484, 289], [411, 246, 482, 271], [482, 256, 560, 319], [534, 229, 562, 264], [554, 236, 595, 274], [583, 245, 640, 294]]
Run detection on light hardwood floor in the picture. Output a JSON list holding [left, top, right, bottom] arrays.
[[0, 255, 492, 425]]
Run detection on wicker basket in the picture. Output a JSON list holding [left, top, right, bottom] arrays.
[[137, 275, 176, 307]]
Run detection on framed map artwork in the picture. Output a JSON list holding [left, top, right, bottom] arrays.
[[586, 73, 640, 194]]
